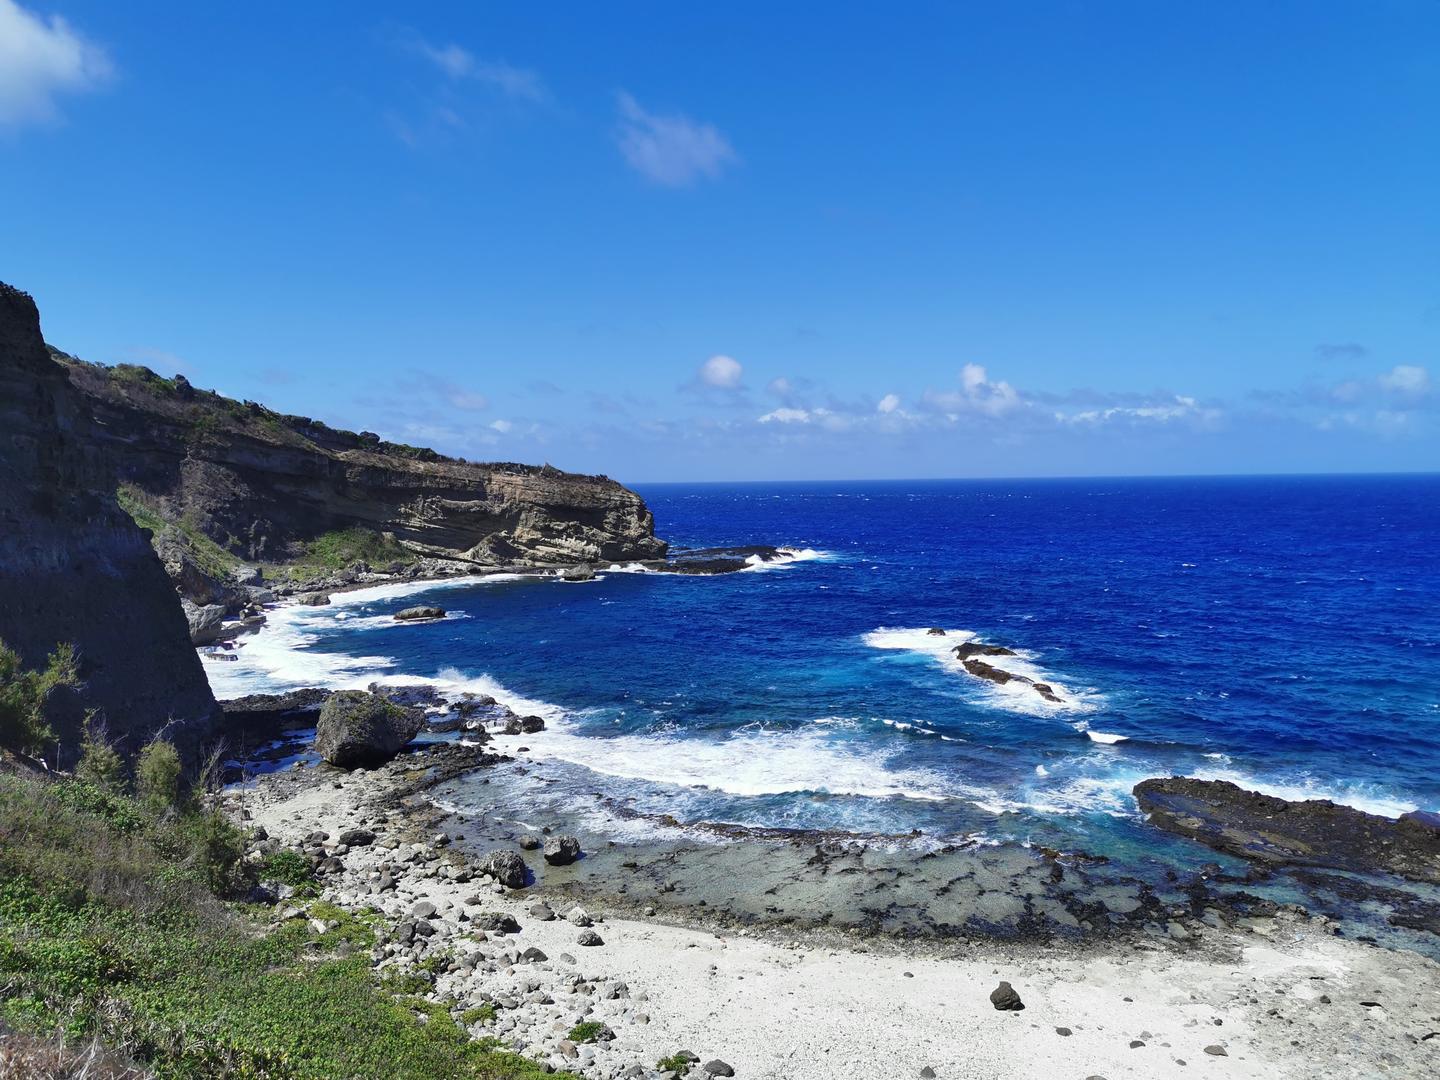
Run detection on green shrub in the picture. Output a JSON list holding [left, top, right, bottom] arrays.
[[0, 770, 571, 1078], [462, 1003, 497, 1026], [257, 848, 313, 887], [135, 739, 182, 814], [567, 1021, 607, 1044], [0, 640, 79, 759], [74, 722, 126, 794]]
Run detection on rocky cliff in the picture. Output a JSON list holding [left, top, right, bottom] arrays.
[[56, 355, 666, 578], [0, 283, 220, 763]]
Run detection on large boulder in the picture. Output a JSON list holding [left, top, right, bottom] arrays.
[[479, 850, 528, 888], [543, 835, 582, 866], [182, 599, 228, 645], [394, 606, 445, 622], [313, 690, 423, 768]]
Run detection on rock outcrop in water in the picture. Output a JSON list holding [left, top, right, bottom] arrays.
[[0, 282, 220, 763], [1133, 777, 1440, 884], [53, 352, 666, 585]]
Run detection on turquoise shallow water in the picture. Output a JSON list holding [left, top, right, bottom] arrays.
[[212, 475, 1440, 863]]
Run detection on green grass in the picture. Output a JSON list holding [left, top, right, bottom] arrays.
[[657, 1052, 694, 1073], [115, 484, 242, 582], [268, 527, 416, 581], [566, 1021, 607, 1044], [0, 770, 569, 1079]]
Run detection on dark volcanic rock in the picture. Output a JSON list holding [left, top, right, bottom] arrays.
[[480, 850, 528, 888], [394, 606, 445, 622], [1133, 778, 1440, 884], [963, 658, 1015, 684], [298, 592, 331, 606], [222, 688, 329, 728], [544, 835, 582, 866], [953, 641, 1017, 660], [313, 690, 424, 768], [989, 980, 1025, 1011], [0, 282, 219, 764], [518, 715, 546, 734]]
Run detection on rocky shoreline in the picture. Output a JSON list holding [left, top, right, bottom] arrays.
[[215, 738, 1440, 1079]]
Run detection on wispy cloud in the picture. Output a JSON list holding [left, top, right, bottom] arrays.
[[0, 0, 112, 130], [1378, 364, 1430, 399], [402, 32, 546, 102], [616, 92, 737, 187], [1314, 342, 1369, 363]]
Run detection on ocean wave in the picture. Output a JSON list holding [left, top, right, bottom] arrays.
[[862, 626, 1101, 716], [739, 547, 833, 572]]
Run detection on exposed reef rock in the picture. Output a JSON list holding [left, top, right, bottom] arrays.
[[54, 353, 666, 583], [1134, 777, 1440, 885], [0, 282, 220, 763], [393, 606, 446, 622], [961, 655, 1061, 704]]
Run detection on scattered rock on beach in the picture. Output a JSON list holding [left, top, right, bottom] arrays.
[[528, 902, 555, 921], [704, 1061, 735, 1077], [544, 834, 582, 866], [314, 690, 424, 768], [989, 981, 1024, 1011], [394, 605, 446, 622], [1204, 1045, 1228, 1056], [473, 912, 521, 934], [920, 1069, 937, 1079], [479, 850, 528, 888], [298, 591, 331, 606], [576, 930, 604, 946], [338, 828, 375, 847]]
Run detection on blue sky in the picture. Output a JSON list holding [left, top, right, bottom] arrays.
[[2, 1, 1437, 482]]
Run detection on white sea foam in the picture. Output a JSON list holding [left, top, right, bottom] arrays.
[[862, 626, 1100, 716], [1085, 731, 1130, 745], [739, 547, 832, 572], [202, 573, 518, 698]]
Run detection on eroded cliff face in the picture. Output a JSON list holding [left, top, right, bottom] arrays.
[[58, 358, 666, 569], [0, 284, 220, 762]]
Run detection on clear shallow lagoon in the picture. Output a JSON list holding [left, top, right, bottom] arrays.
[[211, 475, 1440, 864]]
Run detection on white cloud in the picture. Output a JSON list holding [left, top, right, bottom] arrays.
[[0, 0, 112, 130], [767, 376, 793, 398], [616, 92, 736, 186], [1378, 364, 1429, 398], [406, 35, 545, 101], [877, 393, 900, 414], [699, 354, 743, 389], [489, 419, 513, 433], [758, 407, 814, 424], [1061, 394, 1221, 426], [922, 363, 1022, 417]]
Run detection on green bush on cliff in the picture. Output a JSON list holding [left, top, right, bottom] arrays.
[[290, 527, 415, 574], [0, 640, 79, 760], [0, 769, 569, 1079], [136, 737, 183, 813]]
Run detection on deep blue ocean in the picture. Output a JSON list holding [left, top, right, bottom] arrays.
[[212, 475, 1440, 867]]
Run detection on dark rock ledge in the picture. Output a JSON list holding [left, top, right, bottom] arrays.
[[1133, 777, 1440, 885]]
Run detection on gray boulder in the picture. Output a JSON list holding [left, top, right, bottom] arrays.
[[480, 850, 528, 888], [182, 599, 228, 645], [544, 834, 582, 866], [313, 690, 423, 768], [298, 591, 331, 606], [394, 605, 445, 622]]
